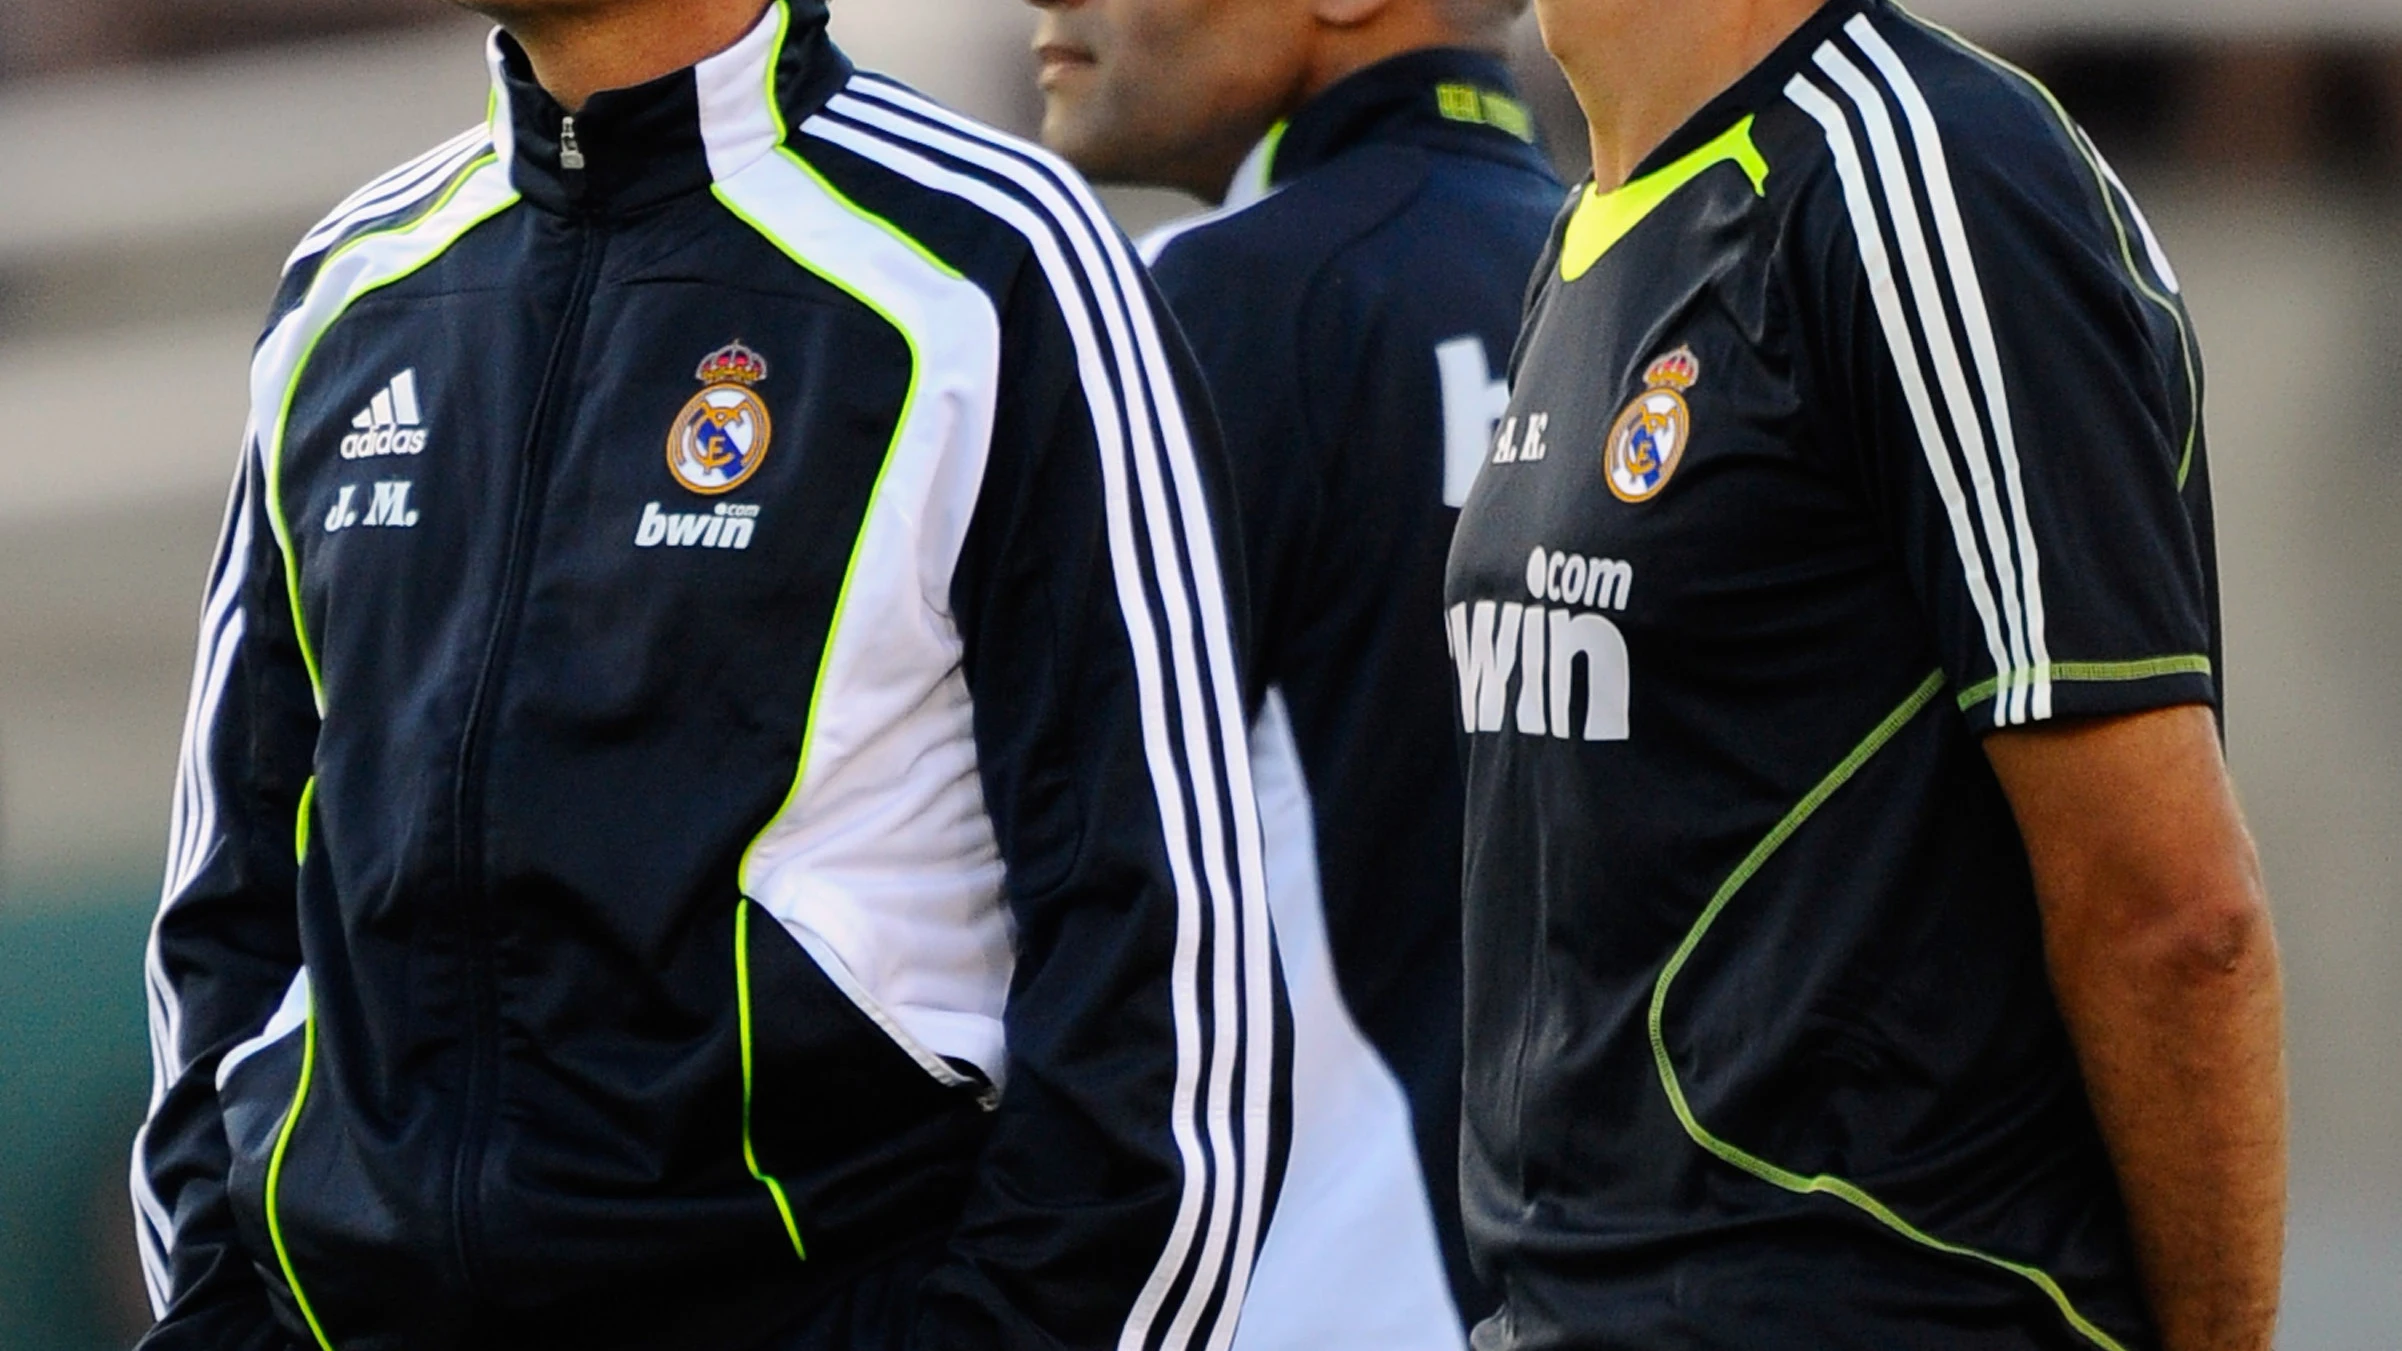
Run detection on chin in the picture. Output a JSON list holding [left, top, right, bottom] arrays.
[[451, 0, 610, 23], [1041, 108, 1126, 180], [1038, 90, 1198, 192], [1036, 103, 1092, 163]]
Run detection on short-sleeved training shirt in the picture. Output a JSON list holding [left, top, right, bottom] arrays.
[[1443, 3, 2215, 1348]]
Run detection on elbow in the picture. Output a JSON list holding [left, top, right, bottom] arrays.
[[2157, 893, 2275, 980], [2109, 863, 2278, 988], [2050, 849, 2278, 990]]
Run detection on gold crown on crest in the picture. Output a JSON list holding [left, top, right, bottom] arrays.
[[1643, 347, 1700, 390], [695, 341, 768, 386]]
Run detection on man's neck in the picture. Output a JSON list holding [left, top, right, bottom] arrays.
[[485, 0, 775, 111], [1203, 16, 1491, 202], [1302, 15, 1490, 109], [1546, 0, 1824, 189]]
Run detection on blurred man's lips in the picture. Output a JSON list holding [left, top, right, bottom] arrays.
[[1035, 43, 1096, 90]]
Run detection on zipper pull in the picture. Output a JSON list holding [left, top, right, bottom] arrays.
[[558, 114, 586, 171]]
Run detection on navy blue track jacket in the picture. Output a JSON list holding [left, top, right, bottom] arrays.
[[130, 5, 1287, 1348], [1141, 48, 1560, 1350]]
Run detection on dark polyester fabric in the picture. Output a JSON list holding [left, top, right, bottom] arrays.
[[132, 8, 1280, 1350], [1444, 3, 2218, 1348], [1148, 49, 1561, 1324]]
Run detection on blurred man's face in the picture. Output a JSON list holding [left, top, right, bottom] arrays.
[[1029, 0, 1315, 199]]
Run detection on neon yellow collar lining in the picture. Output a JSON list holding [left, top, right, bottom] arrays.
[[1561, 115, 1769, 282]]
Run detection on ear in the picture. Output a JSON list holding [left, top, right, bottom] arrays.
[[1310, 0, 1398, 28]]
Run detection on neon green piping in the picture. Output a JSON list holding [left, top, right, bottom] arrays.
[[759, 0, 792, 145], [294, 777, 317, 863], [1897, 6, 2202, 488], [265, 1011, 336, 1351], [1955, 654, 2213, 714], [1562, 115, 1768, 282], [711, 26, 955, 1250], [1247, 120, 1290, 198], [735, 901, 807, 1260], [251, 138, 511, 1351], [263, 154, 518, 710], [772, 147, 964, 281], [1647, 669, 2133, 1351], [717, 166, 946, 909]]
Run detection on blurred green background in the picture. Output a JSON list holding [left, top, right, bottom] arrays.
[[3, 875, 157, 1347]]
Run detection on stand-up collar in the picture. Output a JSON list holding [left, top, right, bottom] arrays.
[[1230, 46, 1548, 205], [487, 0, 849, 216]]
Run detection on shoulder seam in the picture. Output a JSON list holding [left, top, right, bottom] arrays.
[[1884, 4, 2203, 484]]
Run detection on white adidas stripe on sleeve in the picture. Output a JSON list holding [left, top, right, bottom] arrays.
[[842, 77, 1278, 1351], [1809, 45, 2034, 724], [1844, 16, 2052, 722], [286, 127, 490, 274], [138, 155, 520, 1318], [1786, 73, 2014, 716], [1790, 29, 2055, 727], [134, 445, 256, 1314], [804, 81, 1276, 1351]]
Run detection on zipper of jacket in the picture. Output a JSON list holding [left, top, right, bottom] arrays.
[[558, 114, 585, 171], [444, 130, 603, 1300]]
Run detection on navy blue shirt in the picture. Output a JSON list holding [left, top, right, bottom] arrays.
[[1146, 47, 1560, 1341]]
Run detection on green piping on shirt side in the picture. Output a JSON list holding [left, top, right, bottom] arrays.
[[1647, 668, 2133, 1351], [1561, 115, 1768, 282], [1260, 119, 1290, 183], [294, 777, 317, 863], [1955, 654, 2213, 714], [1897, 6, 2203, 488], [251, 147, 511, 1351], [265, 1010, 336, 1351], [715, 154, 951, 902], [734, 901, 806, 1261], [263, 154, 517, 712], [712, 131, 959, 1260]]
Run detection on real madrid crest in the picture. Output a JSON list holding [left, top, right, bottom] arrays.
[[1604, 346, 1699, 503], [667, 341, 772, 495]]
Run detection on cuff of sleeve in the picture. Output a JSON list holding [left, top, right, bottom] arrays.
[[1957, 656, 2217, 730]]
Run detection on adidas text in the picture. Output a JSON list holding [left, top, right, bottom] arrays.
[[341, 426, 428, 459], [343, 368, 428, 459], [635, 501, 756, 551]]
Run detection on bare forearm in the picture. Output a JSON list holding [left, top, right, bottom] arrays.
[[1988, 706, 2287, 1351], [2044, 888, 2286, 1351]]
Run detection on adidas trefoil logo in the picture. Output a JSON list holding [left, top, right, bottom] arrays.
[[340, 368, 429, 459]]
